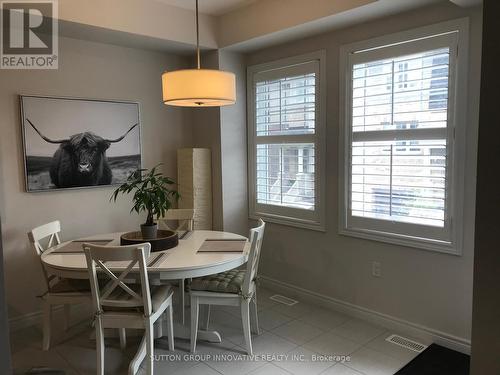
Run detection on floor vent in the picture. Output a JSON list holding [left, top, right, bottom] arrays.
[[385, 334, 428, 353], [269, 294, 298, 306]]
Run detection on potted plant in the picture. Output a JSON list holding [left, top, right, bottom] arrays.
[[111, 164, 180, 240]]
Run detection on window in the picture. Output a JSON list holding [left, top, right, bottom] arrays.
[[248, 52, 326, 230], [340, 20, 468, 254]]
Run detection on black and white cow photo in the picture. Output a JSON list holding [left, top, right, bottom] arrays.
[[21, 96, 142, 192]]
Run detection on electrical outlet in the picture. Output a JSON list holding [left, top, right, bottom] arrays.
[[372, 261, 382, 277]]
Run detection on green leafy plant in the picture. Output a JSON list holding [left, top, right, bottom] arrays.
[[111, 164, 180, 226]]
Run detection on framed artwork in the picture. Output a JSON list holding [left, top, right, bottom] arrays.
[[20, 95, 142, 192]]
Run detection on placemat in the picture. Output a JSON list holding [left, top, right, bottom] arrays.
[[147, 252, 168, 267], [179, 230, 192, 240], [103, 252, 168, 269], [50, 239, 113, 254], [197, 239, 246, 253]]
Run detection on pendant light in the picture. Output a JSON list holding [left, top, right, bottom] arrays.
[[161, 0, 236, 107]]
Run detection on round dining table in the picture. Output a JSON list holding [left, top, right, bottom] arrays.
[[41, 229, 249, 374]]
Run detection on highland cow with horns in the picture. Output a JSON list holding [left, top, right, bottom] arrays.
[[26, 119, 138, 188]]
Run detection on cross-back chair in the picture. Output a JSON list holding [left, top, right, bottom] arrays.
[[83, 242, 174, 375], [189, 219, 265, 355], [28, 220, 91, 351], [158, 208, 195, 323], [158, 208, 195, 232]]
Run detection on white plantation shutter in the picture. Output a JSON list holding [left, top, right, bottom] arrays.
[[351, 47, 449, 227], [256, 143, 316, 210], [255, 73, 316, 137], [342, 29, 464, 251], [248, 54, 325, 230]]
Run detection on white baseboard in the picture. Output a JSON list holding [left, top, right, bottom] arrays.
[[8, 303, 92, 333], [9, 305, 146, 339], [8, 309, 47, 333], [260, 275, 471, 354]]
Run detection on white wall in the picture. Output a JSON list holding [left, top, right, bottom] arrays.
[[191, 51, 225, 231], [245, 2, 482, 343], [219, 50, 249, 236], [190, 50, 249, 236], [0, 36, 192, 320], [0, 220, 11, 373]]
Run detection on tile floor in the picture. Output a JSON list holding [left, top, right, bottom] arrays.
[[10, 287, 428, 375]]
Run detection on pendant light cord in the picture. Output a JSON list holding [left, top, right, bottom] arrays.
[[196, 0, 200, 69]]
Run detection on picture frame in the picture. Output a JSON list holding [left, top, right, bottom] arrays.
[[20, 95, 142, 192]]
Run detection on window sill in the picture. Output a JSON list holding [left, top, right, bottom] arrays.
[[339, 227, 461, 256], [250, 212, 325, 232]]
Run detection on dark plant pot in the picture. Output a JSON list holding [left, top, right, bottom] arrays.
[[140, 223, 158, 240], [121, 230, 178, 252]]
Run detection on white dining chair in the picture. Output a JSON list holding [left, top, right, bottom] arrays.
[[28, 220, 91, 351], [158, 208, 195, 323], [189, 219, 265, 355], [83, 242, 174, 375], [158, 209, 195, 232]]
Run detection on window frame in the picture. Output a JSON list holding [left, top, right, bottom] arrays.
[[339, 19, 469, 255], [247, 51, 327, 231]]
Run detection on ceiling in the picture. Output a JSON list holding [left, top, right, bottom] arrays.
[[153, 0, 257, 15], [57, 0, 482, 54]]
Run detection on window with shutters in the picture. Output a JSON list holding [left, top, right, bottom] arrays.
[[248, 52, 326, 230], [340, 21, 468, 254]]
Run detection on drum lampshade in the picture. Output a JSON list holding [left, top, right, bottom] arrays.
[[162, 69, 236, 107]]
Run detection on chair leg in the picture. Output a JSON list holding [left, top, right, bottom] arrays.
[[166, 304, 175, 351], [180, 279, 185, 325], [203, 304, 211, 330], [145, 320, 155, 375], [96, 317, 105, 375], [186, 279, 192, 307], [130, 335, 146, 375], [42, 301, 52, 351], [63, 304, 71, 331], [251, 293, 260, 335], [241, 299, 253, 356], [154, 314, 163, 338], [119, 328, 127, 350], [190, 296, 199, 353]]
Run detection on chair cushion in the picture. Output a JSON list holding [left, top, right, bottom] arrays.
[[49, 278, 91, 294], [190, 269, 246, 294], [102, 285, 172, 314], [151, 285, 173, 313]]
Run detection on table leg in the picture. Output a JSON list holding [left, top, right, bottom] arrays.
[[127, 313, 223, 373], [160, 321, 222, 342], [129, 335, 146, 375], [90, 321, 222, 343], [100, 288, 224, 374], [127, 323, 222, 374]]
